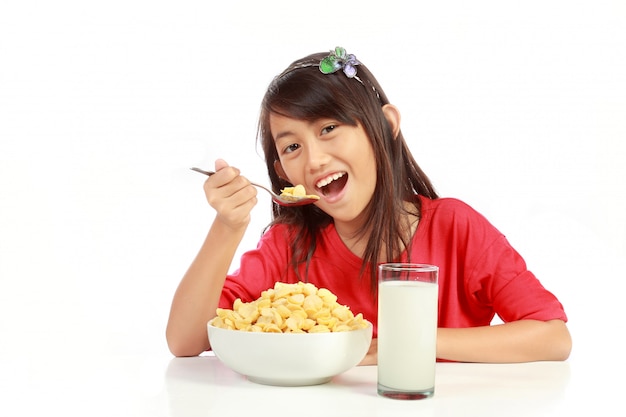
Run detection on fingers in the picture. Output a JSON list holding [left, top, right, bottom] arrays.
[[213, 184, 258, 230], [203, 159, 257, 229], [214, 158, 229, 172]]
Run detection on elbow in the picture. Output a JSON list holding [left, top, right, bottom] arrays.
[[168, 343, 201, 358], [555, 334, 572, 361], [546, 319, 572, 361], [166, 329, 206, 358], [550, 339, 572, 362]]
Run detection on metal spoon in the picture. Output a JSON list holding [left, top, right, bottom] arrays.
[[190, 167, 319, 207]]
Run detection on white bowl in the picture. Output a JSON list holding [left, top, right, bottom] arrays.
[[207, 322, 373, 386]]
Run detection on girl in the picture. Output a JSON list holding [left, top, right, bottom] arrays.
[[166, 47, 572, 364]]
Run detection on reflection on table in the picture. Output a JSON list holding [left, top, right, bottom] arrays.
[[164, 353, 573, 417]]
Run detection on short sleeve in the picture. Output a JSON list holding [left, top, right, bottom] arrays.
[[468, 235, 568, 323]]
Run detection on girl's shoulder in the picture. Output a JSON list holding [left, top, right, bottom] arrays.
[[419, 195, 499, 234], [420, 195, 482, 217]]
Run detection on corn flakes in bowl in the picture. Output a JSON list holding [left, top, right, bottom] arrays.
[[207, 282, 373, 386]]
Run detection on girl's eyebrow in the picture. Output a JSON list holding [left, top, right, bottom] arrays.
[[274, 130, 295, 142]]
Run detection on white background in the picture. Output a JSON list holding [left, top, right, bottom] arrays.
[[1, 0, 625, 406]]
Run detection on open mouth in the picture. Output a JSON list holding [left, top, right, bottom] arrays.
[[315, 172, 348, 197]]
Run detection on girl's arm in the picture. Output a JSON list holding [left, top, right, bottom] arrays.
[[436, 319, 572, 363], [359, 319, 571, 365], [165, 160, 258, 357]]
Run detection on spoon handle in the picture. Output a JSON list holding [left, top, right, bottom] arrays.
[[190, 167, 215, 176]]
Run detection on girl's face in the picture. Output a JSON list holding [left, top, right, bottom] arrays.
[[270, 113, 377, 230]]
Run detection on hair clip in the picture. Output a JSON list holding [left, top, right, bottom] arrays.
[[319, 47, 360, 78]]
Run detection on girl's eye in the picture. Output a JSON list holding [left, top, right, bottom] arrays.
[[283, 143, 300, 154], [321, 125, 337, 135]]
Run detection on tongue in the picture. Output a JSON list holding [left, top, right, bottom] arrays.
[[321, 174, 348, 197]]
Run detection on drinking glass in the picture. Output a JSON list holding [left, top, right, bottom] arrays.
[[377, 263, 438, 399]]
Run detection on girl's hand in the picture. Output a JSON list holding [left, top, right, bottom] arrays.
[[203, 159, 258, 230]]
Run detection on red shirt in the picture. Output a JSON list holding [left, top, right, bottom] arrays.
[[219, 196, 567, 337]]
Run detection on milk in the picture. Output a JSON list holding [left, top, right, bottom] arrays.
[[377, 280, 438, 392]]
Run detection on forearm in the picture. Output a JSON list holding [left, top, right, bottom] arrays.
[[436, 319, 572, 363], [166, 219, 247, 357]]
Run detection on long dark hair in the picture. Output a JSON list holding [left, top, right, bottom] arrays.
[[257, 51, 438, 293]]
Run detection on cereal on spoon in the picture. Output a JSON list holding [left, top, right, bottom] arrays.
[[279, 185, 320, 202]]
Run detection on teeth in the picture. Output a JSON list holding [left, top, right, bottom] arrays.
[[316, 172, 345, 188]]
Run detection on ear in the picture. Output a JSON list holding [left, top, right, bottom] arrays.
[[273, 160, 290, 182], [382, 104, 401, 139]]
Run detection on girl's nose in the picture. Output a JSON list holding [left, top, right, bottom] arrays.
[[304, 140, 330, 171]]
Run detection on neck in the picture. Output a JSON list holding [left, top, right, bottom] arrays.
[[335, 200, 420, 260]]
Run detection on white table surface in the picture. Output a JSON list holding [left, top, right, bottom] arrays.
[[2, 346, 620, 417]]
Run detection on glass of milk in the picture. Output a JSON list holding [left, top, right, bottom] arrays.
[[377, 263, 438, 399]]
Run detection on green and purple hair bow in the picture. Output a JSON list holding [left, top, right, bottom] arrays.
[[319, 47, 360, 78]]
